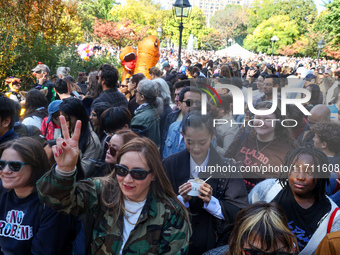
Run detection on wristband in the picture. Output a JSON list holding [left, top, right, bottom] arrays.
[[55, 165, 76, 177]]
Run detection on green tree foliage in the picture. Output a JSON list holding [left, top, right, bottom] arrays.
[[317, 0, 340, 47], [247, 0, 317, 34], [110, 0, 164, 32], [78, 0, 118, 38], [162, 7, 207, 49], [243, 15, 299, 54], [210, 4, 249, 46]]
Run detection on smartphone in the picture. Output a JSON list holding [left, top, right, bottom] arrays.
[[72, 91, 82, 99]]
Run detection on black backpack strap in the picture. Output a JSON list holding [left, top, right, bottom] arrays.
[[25, 124, 33, 137]]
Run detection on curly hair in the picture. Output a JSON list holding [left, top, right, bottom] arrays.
[[311, 122, 340, 155]]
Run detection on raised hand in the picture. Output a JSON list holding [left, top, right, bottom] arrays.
[[52, 115, 81, 172]]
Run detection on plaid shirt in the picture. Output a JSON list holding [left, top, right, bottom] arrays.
[[91, 88, 128, 109]]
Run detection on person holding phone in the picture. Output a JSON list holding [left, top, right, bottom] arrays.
[[32, 64, 55, 102]]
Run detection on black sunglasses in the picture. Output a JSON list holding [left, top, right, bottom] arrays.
[[105, 142, 118, 157], [182, 99, 201, 107], [115, 164, 152, 180], [0, 160, 28, 173], [243, 248, 295, 255]]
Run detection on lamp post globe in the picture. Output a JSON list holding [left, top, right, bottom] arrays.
[[317, 38, 325, 65], [157, 25, 163, 39], [270, 35, 279, 57], [172, 0, 191, 70]]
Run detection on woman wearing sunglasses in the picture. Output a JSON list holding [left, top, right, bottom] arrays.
[[0, 137, 76, 254], [104, 129, 139, 174], [163, 111, 248, 255], [37, 116, 191, 254]]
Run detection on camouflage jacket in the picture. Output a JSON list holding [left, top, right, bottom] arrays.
[[36, 168, 190, 255]]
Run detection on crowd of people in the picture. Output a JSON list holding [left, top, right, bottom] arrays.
[[1, 48, 340, 255]]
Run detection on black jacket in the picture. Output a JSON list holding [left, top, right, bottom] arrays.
[[163, 145, 248, 254]]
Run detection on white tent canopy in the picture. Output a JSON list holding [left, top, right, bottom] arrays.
[[216, 43, 254, 59]]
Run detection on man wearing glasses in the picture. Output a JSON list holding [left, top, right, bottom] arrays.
[[254, 74, 281, 106], [32, 64, 55, 102], [162, 86, 202, 158]]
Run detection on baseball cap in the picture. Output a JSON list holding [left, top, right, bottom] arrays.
[[162, 61, 170, 69], [304, 74, 316, 81], [32, 64, 50, 73], [47, 100, 62, 123], [325, 69, 332, 76]]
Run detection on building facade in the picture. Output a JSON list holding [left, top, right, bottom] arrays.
[[163, 0, 242, 26]]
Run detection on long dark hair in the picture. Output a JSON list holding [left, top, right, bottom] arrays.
[[100, 137, 191, 229], [59, 97, 90, 152], [24, 89, 48, 119], [254, 101, 295, 146]]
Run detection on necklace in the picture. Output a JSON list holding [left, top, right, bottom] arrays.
[[255, 137, 275, 157]]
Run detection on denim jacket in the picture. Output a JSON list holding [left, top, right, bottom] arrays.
[[163, 121, 185, 159]]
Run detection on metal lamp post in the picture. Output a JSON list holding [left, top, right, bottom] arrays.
[[317, 38, 325, 65], [157, 25, 163, 38], [173, 0, 191, 70], [193, 36, 197, 50], [270, 35, 279, 57], [228, 38, 232, 47]]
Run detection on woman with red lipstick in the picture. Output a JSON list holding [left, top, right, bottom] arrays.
[[37, 116, 191, 254], [249, 145, 340, 255], [163, 111, 249, 255]]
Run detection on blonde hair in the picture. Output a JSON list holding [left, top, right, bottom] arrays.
[[228, 202, 298, 255]]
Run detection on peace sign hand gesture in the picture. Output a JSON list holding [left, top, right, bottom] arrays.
[[53, 115, 82, 172]]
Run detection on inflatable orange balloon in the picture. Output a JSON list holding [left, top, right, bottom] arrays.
[[119, 46, 137, 81], [134, 35, 160, 79]]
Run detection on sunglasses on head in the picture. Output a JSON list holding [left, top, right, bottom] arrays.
[[115, 164, 152, 180], [243, 248, 295, 255], [182, 99, 200, 107], [105, 142, 118, 157], [0, 160, 28, 173]]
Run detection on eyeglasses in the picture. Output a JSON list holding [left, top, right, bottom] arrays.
[[263, 83, 273, 87], [182, 99, 201, 107], [0, 160, 28, 173], [105, 142, 118, 157], [34, 71, 42, 74], [121, 85, 128, 88], [115, 164, 152, 180], [243, 248, 295, 255]]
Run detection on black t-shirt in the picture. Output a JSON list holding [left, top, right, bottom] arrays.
[[274, 188, 331, 251]]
